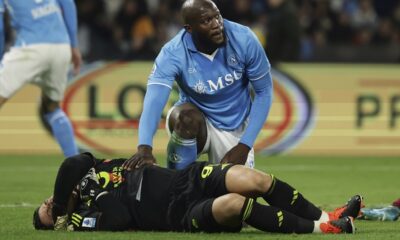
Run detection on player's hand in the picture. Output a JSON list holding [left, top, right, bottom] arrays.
[[71, 47, 82, 75], [79, 168, 104, 202], [123, 145, 157, 171], [220, 143, 250, 165]]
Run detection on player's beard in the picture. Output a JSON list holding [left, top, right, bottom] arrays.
[[193, 31, 225, 53]]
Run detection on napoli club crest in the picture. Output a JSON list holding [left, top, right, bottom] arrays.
[[228, 54, 238, 66]]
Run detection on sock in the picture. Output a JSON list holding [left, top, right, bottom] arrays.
[[167, 131, 197, 169], [318, 211, 330, 222], [313, 220, 325, 233], [263, 175, 322, 220], [44, 108, 78, 157], [242, 198, 314, 233]]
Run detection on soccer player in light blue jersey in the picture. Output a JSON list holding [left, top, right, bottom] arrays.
[[124, 0, 273, 170], [0, 0, 81, 157]]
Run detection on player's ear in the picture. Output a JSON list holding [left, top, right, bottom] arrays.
[[184, 24, 192, 33]]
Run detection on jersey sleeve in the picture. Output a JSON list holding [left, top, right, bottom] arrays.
[[147, 47, 181, 89], [69, 193, 132, 231], [68, 208, 102, 231], [239, 28, 273, 148], [52, 153, 102, 221], [244, 28, 271, 81], [57, 0, 78, 47], [138, 47, 179, 146], [0, 1, 5, 58]]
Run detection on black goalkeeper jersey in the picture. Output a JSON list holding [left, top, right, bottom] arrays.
[[65, 157, 177, 231], [57, 153, 227, 232]]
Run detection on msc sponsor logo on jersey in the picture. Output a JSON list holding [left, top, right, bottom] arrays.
[[51, 62, 314, 156], [193, 80, 207, 94], [199, 71, 243, 94], [31, 2, 60, 19]]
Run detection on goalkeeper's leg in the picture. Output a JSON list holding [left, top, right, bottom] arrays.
[[225, 165, 326, 221], [209, 194, 354, 234]]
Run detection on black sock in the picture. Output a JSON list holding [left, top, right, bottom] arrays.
[[263, 176, 322, 220], [241, 198, 314, 233]]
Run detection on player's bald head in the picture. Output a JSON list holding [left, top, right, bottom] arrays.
[[181, 0, 218, 25]]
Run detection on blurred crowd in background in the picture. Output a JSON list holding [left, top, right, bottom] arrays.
[[11, 0, 399, 63]]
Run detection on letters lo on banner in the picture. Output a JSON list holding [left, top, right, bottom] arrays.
[[0, 63, 399, 156]]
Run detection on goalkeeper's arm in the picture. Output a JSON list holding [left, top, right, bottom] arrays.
[[76, 170, 132, 231], [52, 152, 99, 222]]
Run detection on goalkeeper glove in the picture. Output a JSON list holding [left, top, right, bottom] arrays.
[[79, 168, 107, 202]]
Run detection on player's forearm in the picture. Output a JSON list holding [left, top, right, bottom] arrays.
[[53, 153, 97, 218], [58, 0, 78, 47], [138, 84, 171, 146], [240, 72, 273, 148], [0, 12, 5, 58]]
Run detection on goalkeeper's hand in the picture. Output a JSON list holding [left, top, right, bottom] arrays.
[[79, 168, 107, 202]]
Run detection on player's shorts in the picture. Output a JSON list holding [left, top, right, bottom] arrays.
[[185, 198, 242, 233], [166, 106, 255, 168], [167, 162, 241, 232], [0, 44, 71, 101]]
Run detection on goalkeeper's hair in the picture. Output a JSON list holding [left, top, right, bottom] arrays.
[[33, 207, 53, 230]]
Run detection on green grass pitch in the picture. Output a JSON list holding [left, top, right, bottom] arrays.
[[0, 154, 399, 240]]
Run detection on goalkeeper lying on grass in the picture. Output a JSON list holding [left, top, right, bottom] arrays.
[[33, 152, 362, 234]]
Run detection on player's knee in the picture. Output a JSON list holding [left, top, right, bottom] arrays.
[[214, 193, 246, 218], [41, 98, 60, 114], [238, 167, 273, 195], [254, 172, 273, 194], [174, 109, 203, 138]]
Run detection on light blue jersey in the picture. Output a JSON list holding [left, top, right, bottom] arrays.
[[149, 19, 271, 131], [0, 0, 77, 53], [140, 19, 273, 148]]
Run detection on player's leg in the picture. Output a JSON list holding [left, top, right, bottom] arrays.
[[213, 193, 314, 233], [0, 46, 44, 109], [40, 44, 78, 157], [207, 193, 354, 234], [0, 96, 7, 108], [166, 103, 207, 169], [207, 121, 255, 167], [40, 95, 78, 157], [225, 165, 360, 222]]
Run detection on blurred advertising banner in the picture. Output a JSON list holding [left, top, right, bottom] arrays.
[[0, 62, 399, 156]]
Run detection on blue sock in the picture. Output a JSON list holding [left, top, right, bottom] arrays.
[[44, 108, 78, 157], [167, 131, 197, 170]]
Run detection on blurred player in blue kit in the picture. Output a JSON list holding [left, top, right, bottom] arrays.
[[124, 0, 273, 170], [0, 0, 81, 157]]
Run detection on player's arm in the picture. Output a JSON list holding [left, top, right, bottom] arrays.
[[57, 0, 81, 75], [240, 29, 273, 148], [75, 168, 131, 231], [69, 195, 132, 231], [123, 48, 179, 170], [52, 152, 100, 222], [221, 29, 273, 165], [0, 1, 5, 59]]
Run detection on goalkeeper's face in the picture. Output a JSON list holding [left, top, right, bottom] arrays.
[[35, 196, 54, 228]]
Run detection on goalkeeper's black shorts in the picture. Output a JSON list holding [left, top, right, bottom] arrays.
[[167, 162, 241, 232]]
